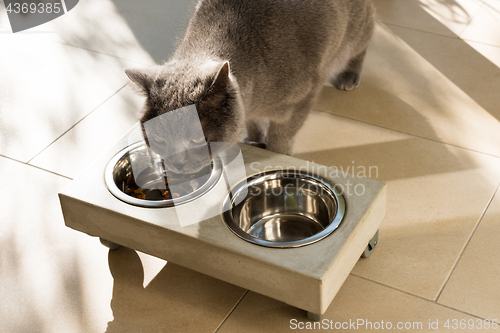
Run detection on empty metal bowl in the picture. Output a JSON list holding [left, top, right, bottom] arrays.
[[222, 170, 346, 248], [105, 142, 222, 208]]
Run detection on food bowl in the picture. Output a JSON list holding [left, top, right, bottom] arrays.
[[105, 142, 222, 208], [222, 170, 346, 248]]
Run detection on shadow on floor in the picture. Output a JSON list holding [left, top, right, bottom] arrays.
[[105, 247, 245, 333]]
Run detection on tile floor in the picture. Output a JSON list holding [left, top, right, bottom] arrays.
[[1, 0, 499, 332]]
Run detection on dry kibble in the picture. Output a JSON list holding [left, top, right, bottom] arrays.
[[161, 190, 171, 200], [125, 189, 146, 200]]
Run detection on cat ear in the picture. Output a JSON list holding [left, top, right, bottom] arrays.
[[212, 62, 230, 91], [204, 62, 230, 107], [125, 68, 153, 93]]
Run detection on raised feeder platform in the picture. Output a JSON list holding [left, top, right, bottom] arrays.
[[58, 124, 386, 319]]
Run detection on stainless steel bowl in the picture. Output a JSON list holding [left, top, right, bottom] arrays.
[[222, 170, 346, 248], [105, 142, 222, 208]]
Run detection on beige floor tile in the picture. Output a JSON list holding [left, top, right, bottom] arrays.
[[0, 156, 245, 332], [29, 85, 143, 179], [384, 24, 500, 132], [219, 275, 478, 333], [293, 110, 500, 300], [105, 248, 246, 333], [0, 34, 136, 162], [0, 156, 113, 332], [438, 186, 500, 320], [315, 23, 500, 157], [372, 0, 484, 37], [0, 157, 72, 257], [460, 0, 500, 46], [0, 236, 115, 333], [35, 0, 197, 64]]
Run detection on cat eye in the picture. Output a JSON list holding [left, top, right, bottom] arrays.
[[192, 137, 205, 144]]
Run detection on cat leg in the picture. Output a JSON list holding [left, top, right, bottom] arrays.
[[246, 120, 267, 142], [332, 50, 367, 91], [244, 120, 268, 149], [266, 99, 312, 155]]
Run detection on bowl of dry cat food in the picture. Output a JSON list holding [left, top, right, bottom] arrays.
[[105, 142, 222, 207], [222, 170, 345, 248]]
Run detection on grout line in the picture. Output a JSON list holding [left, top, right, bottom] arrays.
[[433, 302, 491, 321], [382, 22, 460, 39], [0, 153, 26, 164], [461, 37, 500, 49], [350, 274, 487, 320], [384, 17, 500, 59], [351, 273, 439, 304], [382, 20, 500, 50], [38, 38, 153, 66], [313, 109, 500, 159], [26, 84, 127, 164], [435, 181, 500, 302], [213, 290, 249, 333], [0, 153, 72, 180], [458, 0, 487, 38], [8, 25, 152, 64], [27, 164, 73, 180], [457, 0, 486, 40]]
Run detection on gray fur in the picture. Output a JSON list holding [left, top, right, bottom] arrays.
[[126, 0, 375, 169]]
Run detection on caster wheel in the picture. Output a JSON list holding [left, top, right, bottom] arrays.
[[361, 230, 379, 258], [100, 238, 121, 250]]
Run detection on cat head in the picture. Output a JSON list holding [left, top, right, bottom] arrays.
[[125, 60, 245, 175]]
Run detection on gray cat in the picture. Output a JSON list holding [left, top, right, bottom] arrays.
[[126, 0, 375, 173]]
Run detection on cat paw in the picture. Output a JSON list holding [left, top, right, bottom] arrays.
[[333, 72, 361, 91], [243, 139, 267, 149]]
